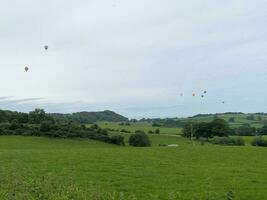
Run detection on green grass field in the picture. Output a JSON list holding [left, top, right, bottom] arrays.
[[0, 135, 267, 200], [97, 121, 183, 135], [190, 114, 267, 128]]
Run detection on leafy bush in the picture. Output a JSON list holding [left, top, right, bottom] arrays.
[[260, 125, 267, 135], [135, 130, 145, 134], [110, 135, 125, 146], [155, 129, 160, 134], [212, 137, 245, 146], [236, 123, 256, 136], [251, 137, 267, 147], [152, 122, 161, 127], [120, 129, 130, 133], [148, 130, 154, 134], [129, 133, 151, 147]]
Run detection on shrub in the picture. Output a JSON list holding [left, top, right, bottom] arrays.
[[212, 137, 245, 146], [251, 137, 267, 147], [135, 130, 145, 134], [155, 129, 160, 134], [40, 121, 53, 132], [234, 137, 245, 146], [10, 119, 21, 130], [148, 130, 154, 134], [90, 124, 99, 130], [152, 122, 161, 127], [110, 135, 125, 146], [129, 133, 151, 147], [120, 129, 130, 133]]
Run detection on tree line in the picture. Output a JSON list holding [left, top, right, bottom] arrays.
[[183, 118, 267, 140], [0, 109, 124, 146]]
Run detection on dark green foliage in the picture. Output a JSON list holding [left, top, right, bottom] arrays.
[[29, 109, 46, 124], [228, 117, 235, 123], [183, 119, 231, 139], [135, 130, 145, 134], [155, 129, 160, 134], [50, 110, 128, 124], [0, 109, 124, 146], [251, 137, 267, 147], [152, 122, 161, 127], [148, 130, 154, 134], [110, 135, 125, 146], [212, 137, 245, 146], [120, 129, 131, 133], [236, 124, 256, 136], [182, 121, 196, 139], [129, 133, 151, 147], [90, 124, 99, 130], [0, 110, 29, 123], [246, 115, 255, 120], [163, 119, 183, 127], [210, 118, 231, 137], [260, 125, 267, 135], [10, 119, 21, 130]]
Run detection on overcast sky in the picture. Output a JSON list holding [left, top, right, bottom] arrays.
[[0, 0, 267, 118]]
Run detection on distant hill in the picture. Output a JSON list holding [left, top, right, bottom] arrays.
[[139, 112, 267, 128], [0, 109, 128, 124], [49, 110, 128, 124]]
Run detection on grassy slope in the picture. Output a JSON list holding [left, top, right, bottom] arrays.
[[97, 121, 183, 135], [0, 136, 267, 200], [190, 113, 267, 128]]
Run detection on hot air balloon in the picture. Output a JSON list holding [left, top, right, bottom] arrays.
[[222, 101, 225, 104], [192, 93, 196, 97], [201, 95, 204, 98], [204, 91, 207, 94], [180, 93, 183, 97], [44, 45, 48, 50], [24, 67, 29, 72]]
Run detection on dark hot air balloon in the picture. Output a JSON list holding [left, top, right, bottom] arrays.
[[24, 67, 29, 72], [44, 45, 48, 50]]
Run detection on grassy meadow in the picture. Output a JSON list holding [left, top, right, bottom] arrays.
[[0, 133, 267, 200], [190, 113, 267, 128], [97, 121, 183, 135]]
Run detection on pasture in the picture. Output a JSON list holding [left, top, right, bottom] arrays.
[[97, 121, 183, 135], [0, 135, 267, 200]]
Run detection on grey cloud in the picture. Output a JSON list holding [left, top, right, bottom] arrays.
[[0, 0, 266, 117]]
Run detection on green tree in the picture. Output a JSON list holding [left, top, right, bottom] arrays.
[[246, 115, 255, 120], [228, 117, 235, 123], [182, 121, 196, 139], [10, 119, 20, 130], [261, 125, 267, 135], [155, 129, 160, 134], [129, 133, 151, 147], [237, 124, 256, 136], [210, 118, 231, 137], [29, 109, 46, 124]]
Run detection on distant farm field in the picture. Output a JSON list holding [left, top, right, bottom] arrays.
[[97, 121, 183, 135], [0, 136, 267, 200]]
